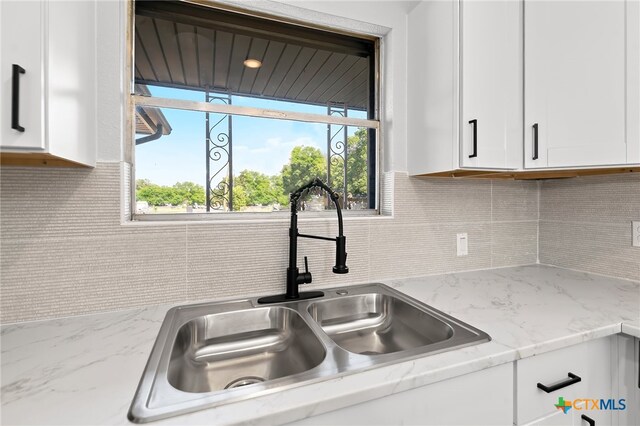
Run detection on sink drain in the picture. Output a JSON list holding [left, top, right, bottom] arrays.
[[224, 376, 265, 389]]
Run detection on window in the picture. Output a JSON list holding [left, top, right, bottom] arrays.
[[132, 1, 379, 216]]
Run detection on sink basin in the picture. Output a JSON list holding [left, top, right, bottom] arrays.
[[167, 307, 325, 393], [308, 293, 454, 355], [129, 284, 490, 423]]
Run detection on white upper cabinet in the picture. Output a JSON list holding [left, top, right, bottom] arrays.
[[460, 0, 522, 169], [0, 0, 96, 167], [524, 0, 640, 169], [408, 0, 640, 176], [0, 0, 45, 151], [407, 0, 523, 176]]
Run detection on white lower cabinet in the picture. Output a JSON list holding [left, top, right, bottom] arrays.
[[522, 409, 573, 426], [614, 335, 639, 426], [290, 336, 629, 425], [517, 337, 614, 426], [522, 401, 612, 426], [290, 363, 513, 425]]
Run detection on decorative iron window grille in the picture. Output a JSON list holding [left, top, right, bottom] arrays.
[[205, 90, 233, 212]]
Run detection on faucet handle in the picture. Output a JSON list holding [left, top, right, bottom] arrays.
[[333, 236, 349, 274], [297, 256, 312, 285]]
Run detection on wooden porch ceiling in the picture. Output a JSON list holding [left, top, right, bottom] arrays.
[[134, 1, 374, 111]]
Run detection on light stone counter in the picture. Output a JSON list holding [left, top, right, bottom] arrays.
[[1, 265, 638, 425], [622, 319, 640, 338]]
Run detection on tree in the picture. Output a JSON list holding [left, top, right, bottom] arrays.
[[135, 131, 370, 211], [174, 181, 205, 206], [327, 128, 368, 198], [137, 183, 169, 206], [270, 174, 289, 206], [280, 146, 326, 195], [228, 170, 289, 210], [234, 170, 276, 206], [136, 178, 152, 191], [231, 184, 248, 210], [346, 128, 369, 197], [136, 180, 205, 206]]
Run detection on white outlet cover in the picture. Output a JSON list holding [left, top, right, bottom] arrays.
[[457, 233, 468, 256], [633, 221, 640, 248]]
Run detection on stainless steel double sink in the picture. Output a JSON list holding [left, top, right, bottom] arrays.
[[129, 283, 490, 423]]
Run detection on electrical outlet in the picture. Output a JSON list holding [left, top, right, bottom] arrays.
[[457, 233, 468, 256], [633, 221, 640, 248]]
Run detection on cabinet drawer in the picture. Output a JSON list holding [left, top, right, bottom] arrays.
[[516, 338, 612, 425], [521, 409, 573, 426], [292, 363, 514, 426]]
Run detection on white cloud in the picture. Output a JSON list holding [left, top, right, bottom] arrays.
[[234, 136, 325, 175]]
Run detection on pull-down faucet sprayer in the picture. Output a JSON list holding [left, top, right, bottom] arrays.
[[258, 178, 348, 304]]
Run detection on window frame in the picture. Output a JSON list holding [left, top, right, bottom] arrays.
[[128, 1, 382, 221]]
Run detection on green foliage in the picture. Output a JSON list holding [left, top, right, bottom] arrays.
[[136, 179, 152, 190], [280, 146, 326, 195], [174, 181, 206, 205], [270, 174, 289, 206], [235, 170, 277, 206], [328, 128, 368, 197], [224, 170, 286, 210], [346, 128, 369, 197], [136, 180, 205, 206], [137, 129, 369, 211], [231, 184, 248, 210], [137, 183, 166, 206]]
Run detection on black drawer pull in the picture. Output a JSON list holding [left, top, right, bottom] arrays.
[[468, 119, 477, 158], [11, 64, 26, 132], [532, 123, 539, 160], [536, 372, 581, 393], [581, 414, 595, 426]]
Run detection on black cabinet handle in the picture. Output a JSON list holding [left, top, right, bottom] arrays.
[[468, 119, 477, 158], [11, 64, 26, 132], [581, 414, 595, 426], [536, 372, 581, 393], [532, 123, 539, 160]]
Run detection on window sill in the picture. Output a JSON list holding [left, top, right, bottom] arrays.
[[126, 209, 392, 226]]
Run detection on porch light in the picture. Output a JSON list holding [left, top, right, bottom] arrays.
[[243, 58, 262, 68]]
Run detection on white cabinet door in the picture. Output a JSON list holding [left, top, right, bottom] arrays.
[[516, 337, 613, 425], [0, 0, 95, 166], [0, 0, 45, 150], [524, 1, 628, 168], [523, 410, 573, 426], [46, 0, 96, 164], [290, 363, 513, 425], [461, 0, 522, 169], [571, 400, 609, 426], [615, 335, 639, 426], [407, 0, 522, 175]]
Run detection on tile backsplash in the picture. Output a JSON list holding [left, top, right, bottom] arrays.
[[0, 163, 539, 324], [539, 173, 640, 281]]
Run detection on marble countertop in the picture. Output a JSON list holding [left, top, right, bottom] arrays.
[[622, 319, 640, 338], [2, 265, 638, 425]]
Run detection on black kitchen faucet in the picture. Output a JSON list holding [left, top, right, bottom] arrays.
[[258, 178, 348, 304]]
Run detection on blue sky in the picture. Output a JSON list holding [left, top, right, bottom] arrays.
[[135, 86, 366, 187]]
